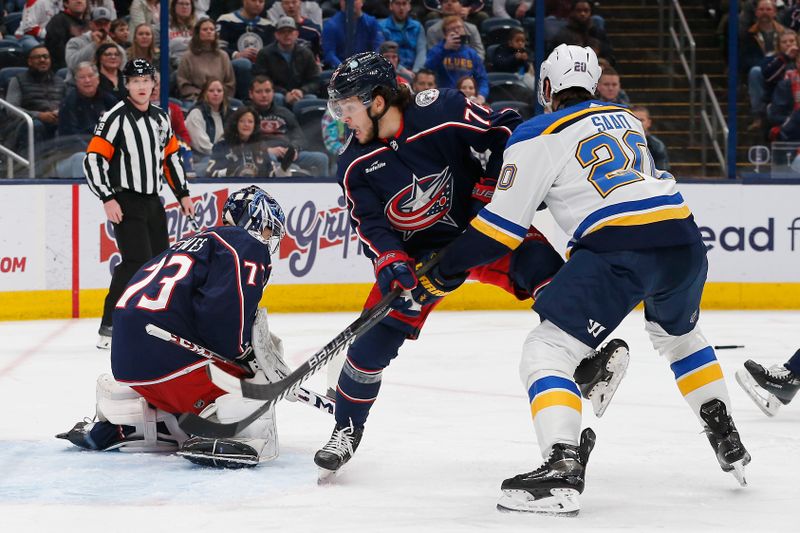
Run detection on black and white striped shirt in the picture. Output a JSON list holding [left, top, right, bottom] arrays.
[[84, 99, 189, 202]]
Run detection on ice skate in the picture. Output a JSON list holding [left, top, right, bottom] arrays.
[[699, 399, 751, 487], [735, 357, 800, 417], [314, 421, 363, 484], [96, 325, 112, 350], [497, 428, 596, 516], [177, 437, 260, 469], [574, 339, 630, 417]]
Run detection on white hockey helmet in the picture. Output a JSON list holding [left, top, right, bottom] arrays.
[[538, 44, 602, 107]]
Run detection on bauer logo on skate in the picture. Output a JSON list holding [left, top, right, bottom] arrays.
[[385, 167, 457, 239], [279, 196, 362, 277]]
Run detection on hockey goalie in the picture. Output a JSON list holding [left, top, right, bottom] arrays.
[[57, 186, 293, 468]]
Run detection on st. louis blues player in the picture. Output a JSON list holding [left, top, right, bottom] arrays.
[[58, 186, 292, 468], [434, 44, 750, 514], [315, 52, 630, 481]]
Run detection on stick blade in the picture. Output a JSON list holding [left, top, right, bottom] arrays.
[[178, 413, 240, 438]]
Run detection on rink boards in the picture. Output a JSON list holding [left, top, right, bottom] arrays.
[[0, 180, 798, 319]]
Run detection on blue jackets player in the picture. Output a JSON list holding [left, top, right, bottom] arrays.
[[436, 45, 751, 514], [313, 52, 627, 481], [58, 186, 292, 469]]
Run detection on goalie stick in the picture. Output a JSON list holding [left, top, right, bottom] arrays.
[[178, 254, 442, 438], [145, 324, 335, 415]]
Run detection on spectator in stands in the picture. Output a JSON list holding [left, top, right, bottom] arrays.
[[550, 0, 614, 65], [753, 29, 799, 131], [741, 0, 786, 76], [168, 0, 196, 66], [596, 66, 630, 106], [631, 105, 670, 171], [217, 0, 276, 100], [127, 23, 158, 64], [56, 61, 117, 177], [767, 48, 800, 126], [177, 18, 236, 102], [150, 71, 194, 175], [129, 0, 159, 39], [65, 7, 123, 80], [490, 27, 531, 75], [782, 0, 800, 32], [186, 78, 232, 176], [322, 0, 385, 68], [110, 18, 131, 48], [380, 40, 414, 85], [380, 0, 427, 72], [45, 0, 90, 71], [247, 75, 330, 176], [493, 0, 531, 21], [272, 0, 322, 60], [426, 0, 484, 59], [412, 67, 437, 93], [267, 0, 324, 28], [455, 75, 480, 102], [424, 0, 488, 28], [5, 44, 66, 150], [425, 15, 488, 102], [252, 16, 320, 108], [15, 0, 75, 51], [95, 42, 126, 101], [206, 106, 273, 177]]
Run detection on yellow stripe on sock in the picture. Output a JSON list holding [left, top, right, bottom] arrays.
[[677, 363, 724, 396], [530, 390, 582, 418]]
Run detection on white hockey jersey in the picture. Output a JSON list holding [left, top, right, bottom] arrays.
[[470, 100, 700, 256]]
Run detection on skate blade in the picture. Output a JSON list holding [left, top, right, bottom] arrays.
[[496, 488, 580, 516], [96, 336, 111, 350], [589, 346, 630, 418], [317, 467, 339, 485], [728, 458, 748, 487], [735, 369, 781, 417]]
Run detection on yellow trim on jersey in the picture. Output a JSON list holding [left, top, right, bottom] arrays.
[[676, 363, 724, 396], [530, 390, 583, 417], [584, 205, 693, 236], [541, 105, 638, 135], [470, 217, 523, 249]]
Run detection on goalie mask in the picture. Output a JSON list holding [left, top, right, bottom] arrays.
[[538, 44, 601, 108], [223, 186, 286, 254]]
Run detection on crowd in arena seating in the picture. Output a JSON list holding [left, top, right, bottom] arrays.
[[0, 0, 675, 177]]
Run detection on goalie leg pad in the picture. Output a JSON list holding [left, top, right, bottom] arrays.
[[520, 321, 592, 458], [95, 374, 188, 451]]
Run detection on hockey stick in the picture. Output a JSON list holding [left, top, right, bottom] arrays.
[[145, 324, 335, 415], [178, 254, 442, 438]]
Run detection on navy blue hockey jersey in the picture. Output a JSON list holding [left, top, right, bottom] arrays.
[[111, 226, 271, 384], [337, 88, 522, 260]]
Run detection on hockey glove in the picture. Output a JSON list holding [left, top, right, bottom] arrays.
[[470, 176, 497, 217], [375, 250, 420, 315], [407, 254, 467, 313]]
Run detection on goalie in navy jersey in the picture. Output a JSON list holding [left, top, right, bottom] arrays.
[[58, 186, 292, 469], [314, 52, 629, 481]]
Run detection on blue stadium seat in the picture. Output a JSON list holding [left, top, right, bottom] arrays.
[[56, 67, 68, 80], [481, 17, 523, 46], [293, 97, 328, 117], [488, 77, 533, 104], [229, 97, 244, 110], [295, 104, 328, 154], [490, 100, 533, 120], [318, 69, 335, 98], [0, 66, 26, 96]]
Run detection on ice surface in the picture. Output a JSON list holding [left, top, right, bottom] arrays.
[[1, 311, 797, 532]]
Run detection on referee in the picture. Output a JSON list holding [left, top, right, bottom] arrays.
[[84, 59, 196, 349]]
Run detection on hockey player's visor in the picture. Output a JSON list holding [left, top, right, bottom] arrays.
[[328, 95, 371, 120]]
